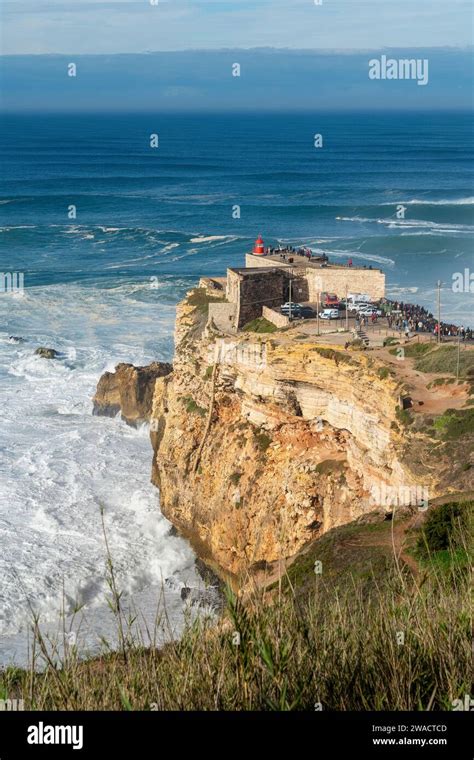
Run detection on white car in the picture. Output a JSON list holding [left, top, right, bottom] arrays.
[[358, 306, 383, 317], [319, 309, 339, 320], [350, 303, 370, 313]]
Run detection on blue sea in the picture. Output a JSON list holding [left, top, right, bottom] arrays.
[[0, 112, 472, 664]]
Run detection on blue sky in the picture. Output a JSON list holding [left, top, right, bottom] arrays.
[[1, 0, 473, 55]]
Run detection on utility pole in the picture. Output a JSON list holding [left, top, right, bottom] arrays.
[[289, 274, 292, 322], [436, 280, 442, 344], [345, 284, 349, 332], [317, 291, 320, 336], [456, 332, 461, 380]]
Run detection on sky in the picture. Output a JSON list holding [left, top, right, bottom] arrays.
[[1, 0, 473, 55]]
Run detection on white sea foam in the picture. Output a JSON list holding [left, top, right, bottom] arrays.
[[189, 235, 234, 243], [0, 283, 206, 667], [336, 216, 474, 234], [383, 197, 474, 206]]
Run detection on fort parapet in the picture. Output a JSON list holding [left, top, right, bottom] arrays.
[[245, 253, 385, 302]]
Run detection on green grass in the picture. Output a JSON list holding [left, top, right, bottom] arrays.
[[413, 345, 474, 377], [242, 317, 278, 334], [389, 343, 432, 358], [186, 287, 226, 316], [377, 366, 390, 380], [413, 500, 473, 576]]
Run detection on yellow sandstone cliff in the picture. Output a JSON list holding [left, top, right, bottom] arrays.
[[148, 291, 436, 580]]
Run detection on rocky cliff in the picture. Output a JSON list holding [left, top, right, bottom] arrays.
[[93, 361, 172, 426], [147, 289, 448, 581], [92, 288, 472, 582]]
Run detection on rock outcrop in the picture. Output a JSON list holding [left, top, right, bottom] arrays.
[[93, 361, 172, 426], [35, 347, 59, 359]]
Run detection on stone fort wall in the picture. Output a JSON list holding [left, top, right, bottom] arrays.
[[245, 254, 385, 301]]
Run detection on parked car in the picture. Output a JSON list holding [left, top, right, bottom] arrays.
[[280, 302, 303, 317], [347, 293, 371, 305], [358, 305, 383, 316], [319, 308, 339, 320], [323, 293, 340, 308]]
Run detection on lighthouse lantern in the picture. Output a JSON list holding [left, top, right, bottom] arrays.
[[253, 234, 265, 255]]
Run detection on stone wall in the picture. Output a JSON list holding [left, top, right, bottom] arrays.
[[306, 267, 385, 301], [208, 302, 237, 333], [245, 254, 289, 269], [228, 268, 287, 328], [245, 253, 385, 301], [262, 306, 290, 328]]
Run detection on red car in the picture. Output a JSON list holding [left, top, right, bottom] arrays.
[[323, 293, 340, 308]]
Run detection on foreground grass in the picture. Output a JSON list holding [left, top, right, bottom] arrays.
[[0, 541, 470, 711]]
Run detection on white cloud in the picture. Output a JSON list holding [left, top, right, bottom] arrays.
[[1, 0, 472, 55]]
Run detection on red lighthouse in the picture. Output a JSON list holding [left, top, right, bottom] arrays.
[[253, 234, 265, 255]]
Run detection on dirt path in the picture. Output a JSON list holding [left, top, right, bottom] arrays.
[[374, 347, 470, 415]]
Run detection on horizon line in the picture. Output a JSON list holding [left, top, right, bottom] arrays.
[[2, 45, 473, 58]]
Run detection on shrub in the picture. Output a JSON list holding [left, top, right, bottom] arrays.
[[253, 430, 272, 453], [416, 501, 472, 556], [242, 318, 277, 334], [182, 396, 207, 417], [433, 408, 474, 440]]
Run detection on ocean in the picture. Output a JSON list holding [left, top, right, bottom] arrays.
[[0, 112, 472, 665]]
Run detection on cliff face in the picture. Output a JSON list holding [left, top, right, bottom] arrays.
[[93, 361, 172, 426], [149, 292, 435, 579]]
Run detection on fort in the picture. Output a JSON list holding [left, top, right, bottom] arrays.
[[201, 235, 386, 332]]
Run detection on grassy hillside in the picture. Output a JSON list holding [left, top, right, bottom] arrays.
[[0, 505, 470, 711]]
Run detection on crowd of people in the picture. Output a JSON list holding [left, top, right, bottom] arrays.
[[384, 299, 472, 341]]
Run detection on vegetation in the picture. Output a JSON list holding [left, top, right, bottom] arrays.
[[229, 472, 242, 486], [0, 511, 470, 711], [253, 429, 272, 453], [314, 459, 345, 476], [377, 366, 390, 380], [312, 347, 355, 365], [181, 395, 207, 418], [395, 406, 413, 427], [187, 287, 226, 316], [432, 408, 474, 440], [242, 317, 278, 334], [346, 338, 366, 350], [414, 501, 472, 574], [414, 345, 473, 377]]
